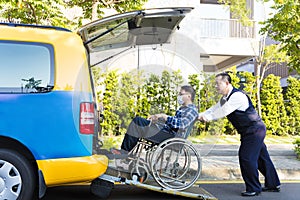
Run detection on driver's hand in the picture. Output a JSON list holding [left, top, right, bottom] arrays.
[[198, 115, 208, 122]]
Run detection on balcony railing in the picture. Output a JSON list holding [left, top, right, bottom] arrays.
[[198, 18, 256, 39]]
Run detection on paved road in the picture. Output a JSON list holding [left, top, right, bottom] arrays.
[[41, 182, 300, 200], [41, 144, 299, 199], [196, 144, 300, 181]]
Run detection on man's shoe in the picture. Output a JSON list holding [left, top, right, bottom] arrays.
[[109, 148, 129, 159], [262, 185, 280, 192], [241, 191, 260, 197], [110, 148, 128, 155]]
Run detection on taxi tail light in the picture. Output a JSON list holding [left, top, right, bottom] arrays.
[[80, 102, 95, 134]]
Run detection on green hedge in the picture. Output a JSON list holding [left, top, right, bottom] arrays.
[[294, 138, 300, 159], [93, 67, 300, 136]]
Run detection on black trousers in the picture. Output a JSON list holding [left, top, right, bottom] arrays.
[[239, 122, 280, 192], [121, 116, 174, 152]]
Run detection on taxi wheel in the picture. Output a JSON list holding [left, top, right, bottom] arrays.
[[90, 178, 114, 199], [0, 149, 36, 200]]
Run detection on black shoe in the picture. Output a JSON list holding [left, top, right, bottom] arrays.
[[262, 185, 280, 192], [241, 191, 260, 197]]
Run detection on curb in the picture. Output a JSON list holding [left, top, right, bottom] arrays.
[[200, 155, 300, 181]]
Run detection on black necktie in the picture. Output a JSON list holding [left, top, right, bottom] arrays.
[[220, 97, 227, 106]]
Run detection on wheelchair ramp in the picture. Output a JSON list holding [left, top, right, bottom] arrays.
[[130, 180, 217, 200], [101, 167, 217, 200]]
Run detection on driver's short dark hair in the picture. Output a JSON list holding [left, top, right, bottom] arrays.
[[216, 72, 232, 84], [181, 85, 196, 102]]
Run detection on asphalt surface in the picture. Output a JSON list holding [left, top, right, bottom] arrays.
[[41, 143, 300, 200], [42, 182, 300, 200]]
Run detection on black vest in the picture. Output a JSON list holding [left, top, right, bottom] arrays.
[[223, 88, 262, 135]]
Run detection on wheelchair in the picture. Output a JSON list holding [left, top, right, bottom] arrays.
[[118, 121, 202, 191]]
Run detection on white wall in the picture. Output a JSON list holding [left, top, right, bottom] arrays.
[[94, 0, 272, 81]]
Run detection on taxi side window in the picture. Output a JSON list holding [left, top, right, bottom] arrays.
[[0, 41, 54, 93]]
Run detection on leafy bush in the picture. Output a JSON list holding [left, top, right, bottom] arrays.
[[285, 76, 300, 135], [261, 74, 288, 135], [293, 138, 300, 159]]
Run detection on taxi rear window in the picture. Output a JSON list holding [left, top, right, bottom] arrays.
[[0, 41, 54, 93]]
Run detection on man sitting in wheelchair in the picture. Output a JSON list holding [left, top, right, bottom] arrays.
[[111, 85, 198, 156]]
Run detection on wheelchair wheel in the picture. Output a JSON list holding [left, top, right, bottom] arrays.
[[129, 159, 149, 183], [150, 138, 201, 191]]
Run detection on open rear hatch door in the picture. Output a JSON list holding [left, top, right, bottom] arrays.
[[78, 7, 193, 53]]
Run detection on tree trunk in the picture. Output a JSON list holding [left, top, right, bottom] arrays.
[[256, 64, 262, 117], [92, 0, 99, 21], [256, 61, 268, 118]]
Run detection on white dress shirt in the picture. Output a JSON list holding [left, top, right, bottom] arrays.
[[200, 87, 249, 121]]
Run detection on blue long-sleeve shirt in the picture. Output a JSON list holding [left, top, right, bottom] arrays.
[[164, 104, 198, 136]]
